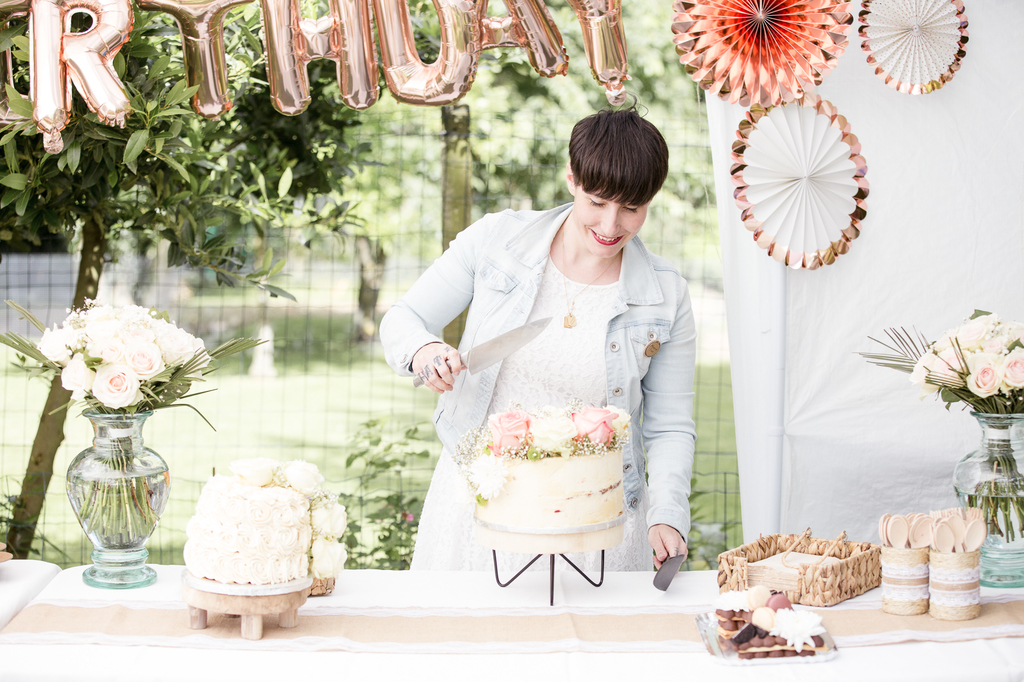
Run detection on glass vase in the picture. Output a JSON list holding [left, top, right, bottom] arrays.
[[953, 413, 1024, 588], [66, 411, 170, 589]]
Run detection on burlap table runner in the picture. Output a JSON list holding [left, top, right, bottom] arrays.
[[3, 598, 1023, 654]]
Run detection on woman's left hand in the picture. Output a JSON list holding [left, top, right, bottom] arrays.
[[648, 524, 687, 569]]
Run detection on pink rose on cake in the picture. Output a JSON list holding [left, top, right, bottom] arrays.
[[573, 406, 617, 445], [488, 410, 532, 454]]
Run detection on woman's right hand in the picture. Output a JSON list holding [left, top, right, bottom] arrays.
[[412, 342, 464, 393]]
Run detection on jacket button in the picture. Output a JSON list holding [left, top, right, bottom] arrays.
[[610, 342, 620, 352], [612, 387, 623, 396], [629, 497, 639, 509], [623, 463, 632, 472]]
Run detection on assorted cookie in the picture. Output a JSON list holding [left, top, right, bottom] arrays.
[[714, 588, 829, 660]]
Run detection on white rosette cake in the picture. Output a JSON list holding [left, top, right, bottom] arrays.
[[184, 458, 348, 586]]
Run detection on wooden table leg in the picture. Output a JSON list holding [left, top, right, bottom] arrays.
[[188, 606, 208, 630], [240, 614, 264, 640], [279, 608, 298, 628]]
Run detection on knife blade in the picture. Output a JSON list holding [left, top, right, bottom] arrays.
[[413, 317, 552, 387]]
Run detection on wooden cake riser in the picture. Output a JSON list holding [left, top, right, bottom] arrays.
[[181, 583, 309, 641], [476, 525, 624, 554]]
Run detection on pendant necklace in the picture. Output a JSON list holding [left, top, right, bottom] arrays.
[[560, 229, 616, 329]]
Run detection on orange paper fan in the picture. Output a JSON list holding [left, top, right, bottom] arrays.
[[671, 0, 855, 108]]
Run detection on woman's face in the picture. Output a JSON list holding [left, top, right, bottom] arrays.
[[565, 170, 649, 260]]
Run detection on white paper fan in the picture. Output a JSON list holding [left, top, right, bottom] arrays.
[[860, 0, 969, 94], [732, 95, 869, 270]]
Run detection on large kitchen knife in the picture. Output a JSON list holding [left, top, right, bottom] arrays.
[[413, 317, 552, 387]]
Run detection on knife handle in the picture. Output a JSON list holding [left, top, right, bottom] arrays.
[[412, 353, 464, 388]]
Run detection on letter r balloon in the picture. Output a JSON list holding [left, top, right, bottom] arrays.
[[30, 0, 133, 153]]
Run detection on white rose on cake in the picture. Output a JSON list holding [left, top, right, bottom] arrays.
[[312, 503, 348, 538], [531, 415, 577, 455], [283, 461, 325, 495], [230, 458, 278, 487], [609, 405, 630, 432], [310, 537, 347, 579]]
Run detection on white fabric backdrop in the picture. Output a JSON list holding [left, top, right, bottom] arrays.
[[706, 0, 1024, 544]]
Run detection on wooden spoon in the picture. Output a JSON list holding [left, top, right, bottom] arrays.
[[888, 515, 910, 549], [910, 516, 932, 549], [964, 519, 986, 553], [879, 514, 892, 546], [947, 515, 966, 552], [933, 521, 955, 553]]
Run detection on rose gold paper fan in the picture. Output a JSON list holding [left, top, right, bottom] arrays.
[[671, 1, 855, 108], [731, 94, 868, 269], [859, 0, 968, 95]]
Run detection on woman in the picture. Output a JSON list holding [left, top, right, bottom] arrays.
[[380, 107, 696, 572]]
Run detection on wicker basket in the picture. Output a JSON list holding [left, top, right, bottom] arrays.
[[717, 528, 881, 607]]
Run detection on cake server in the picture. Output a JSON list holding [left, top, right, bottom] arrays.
[[653, 551, 687, 591], [413, 317, 552, 387]]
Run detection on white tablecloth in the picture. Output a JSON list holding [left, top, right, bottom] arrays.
[[0, 560, 61, 631], [2, 565, 1024, 681]]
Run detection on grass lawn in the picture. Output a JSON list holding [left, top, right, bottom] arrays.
[[1, 355, 738, 570]]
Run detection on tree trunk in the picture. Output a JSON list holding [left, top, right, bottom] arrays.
[[353, 235, 386, 342], [7, 217, 107, 559], [441, 105, 472, 347]]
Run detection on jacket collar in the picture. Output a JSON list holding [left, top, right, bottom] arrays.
[[503, 203, 664, 307]]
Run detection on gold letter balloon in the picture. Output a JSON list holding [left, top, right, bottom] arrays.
[[1, 0, 630, 148], [31, 0, 134, 153]]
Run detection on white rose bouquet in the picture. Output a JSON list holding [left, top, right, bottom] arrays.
[[0, 300, 263, 422], [229, 458, 348, 580], [453, 401, 630, 504], [862, 310, 1024, 413]]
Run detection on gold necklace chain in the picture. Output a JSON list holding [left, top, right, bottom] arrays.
[[560, 229, 616, 329]]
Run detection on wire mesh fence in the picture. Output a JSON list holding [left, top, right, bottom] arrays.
[[0, 99, 739, 571]]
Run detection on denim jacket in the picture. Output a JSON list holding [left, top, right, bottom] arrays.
[[380, 204, 697, 538]]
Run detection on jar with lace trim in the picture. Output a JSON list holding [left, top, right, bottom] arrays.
[[880, 546, 929, 615], [953, 413, 1024, 588], [928, 549, 980, 621]]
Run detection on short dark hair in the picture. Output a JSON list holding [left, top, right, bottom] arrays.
[[568, 107, 669, 207]]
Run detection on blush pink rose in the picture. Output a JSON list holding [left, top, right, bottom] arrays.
[[573, 407, 617, 446], [1002, 349, 1024, 389], [92, 363, 143, 409], [488, 411, 532, 454], [967, 353, 1003, 398]]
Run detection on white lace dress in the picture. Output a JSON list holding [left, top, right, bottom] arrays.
[[411, 257, 653, 573]]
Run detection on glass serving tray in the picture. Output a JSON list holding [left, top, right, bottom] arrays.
[[694, 612, 839, 666]]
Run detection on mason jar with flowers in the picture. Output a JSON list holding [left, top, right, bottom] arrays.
[[863, 310, 1024, 587], [0, 300, 262, 589]]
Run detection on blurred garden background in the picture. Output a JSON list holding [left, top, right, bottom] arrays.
[[0, 0, 738, 570]]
